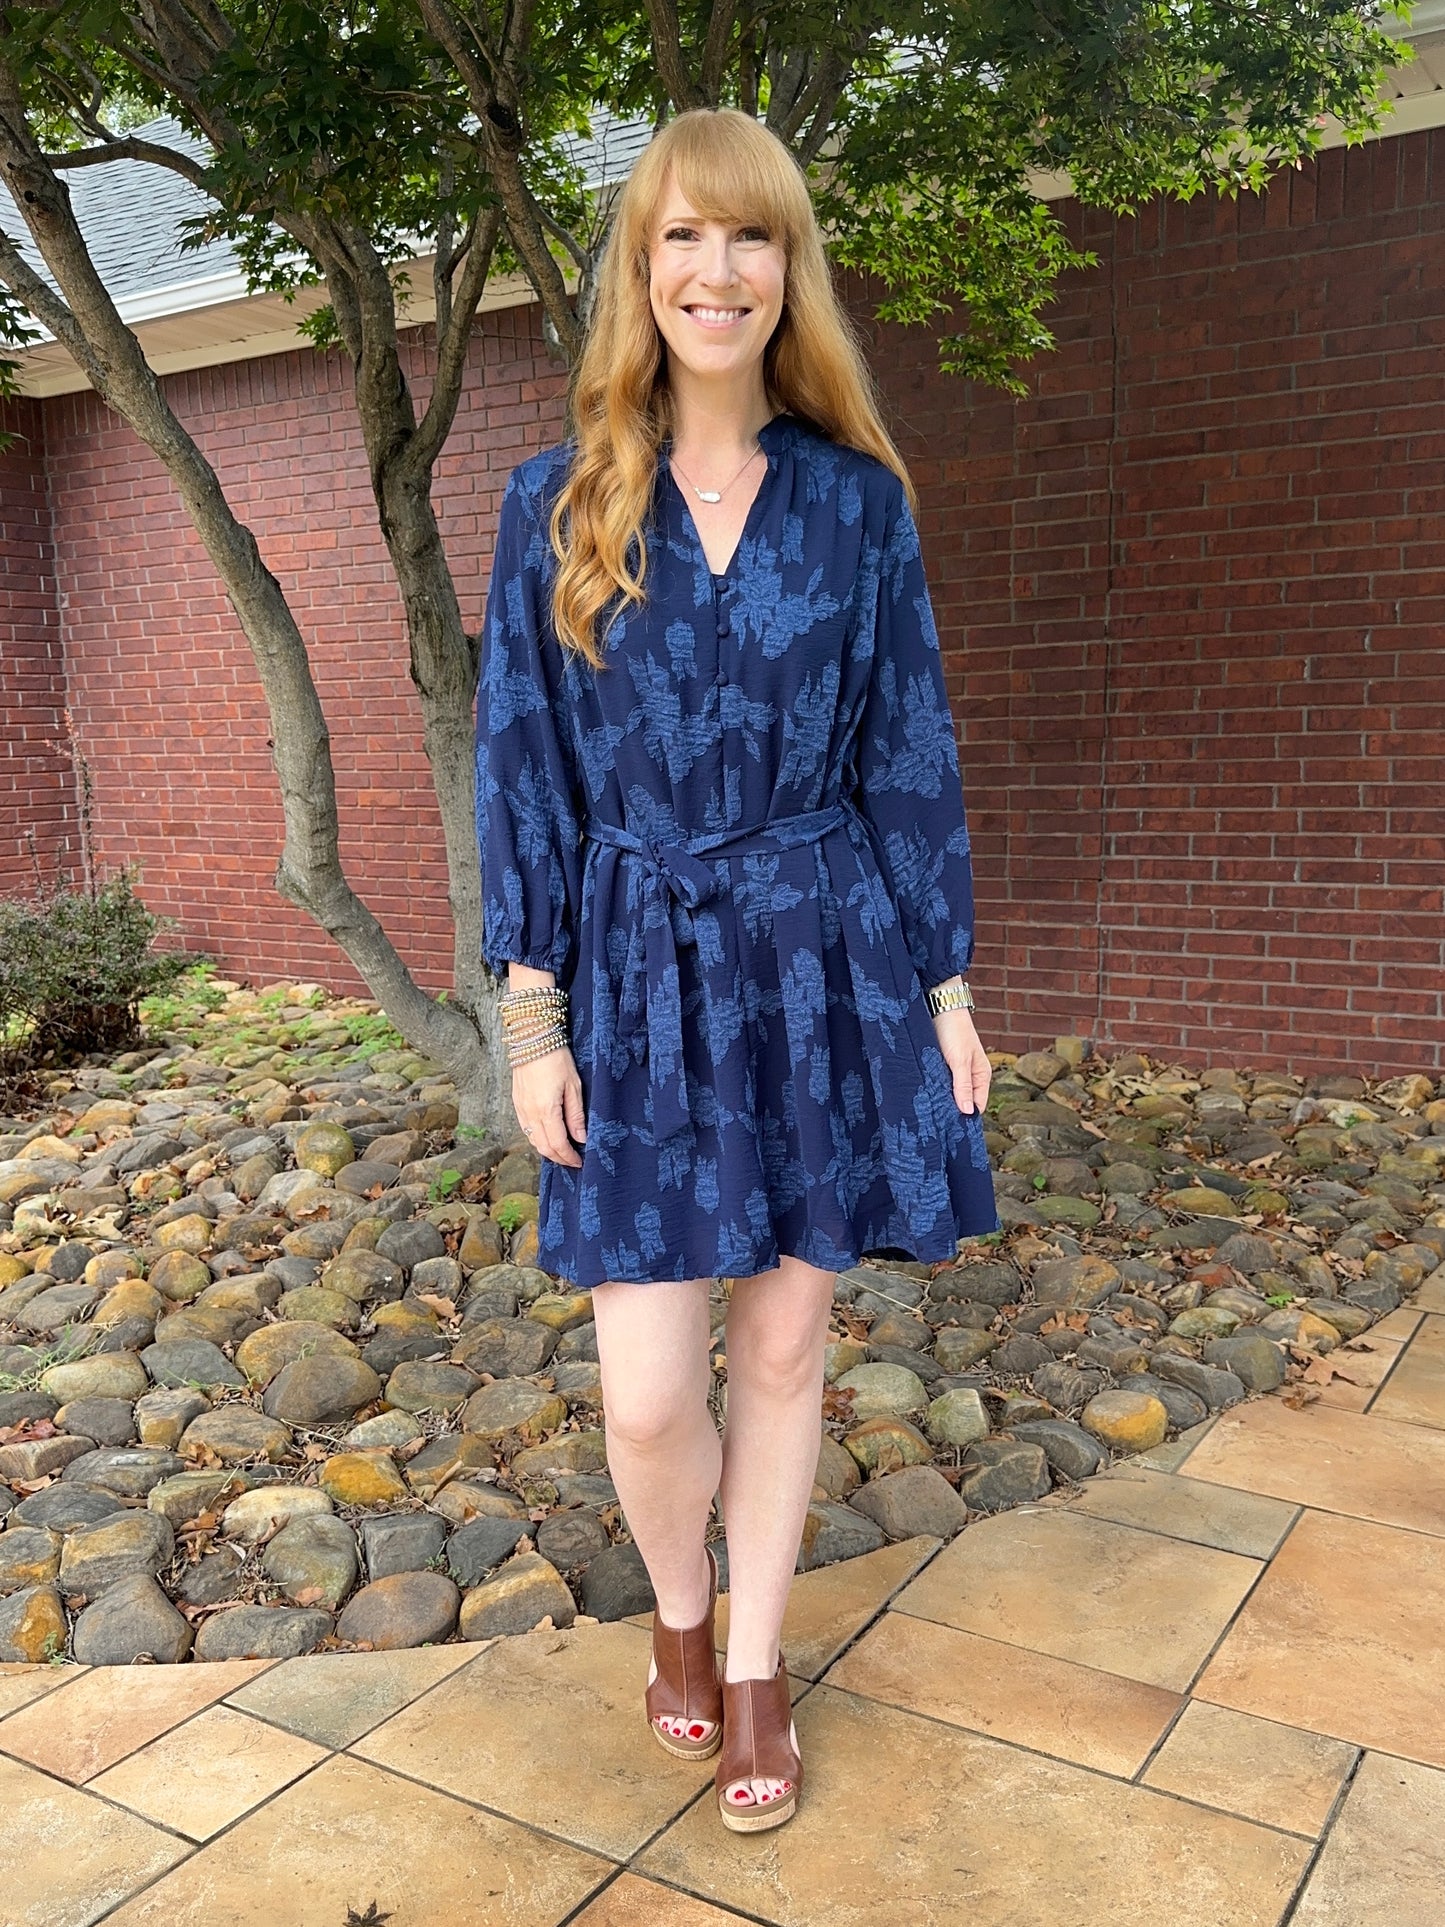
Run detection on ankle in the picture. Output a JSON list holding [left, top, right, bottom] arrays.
[[723, 1646, 780, 1685]]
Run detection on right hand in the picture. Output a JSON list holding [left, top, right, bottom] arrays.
[[514, 1045, 587, 1168]]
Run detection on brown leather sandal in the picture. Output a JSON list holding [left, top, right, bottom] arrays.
[[714, 1655, 802, 1832], [644, 1544, 723, 1761]]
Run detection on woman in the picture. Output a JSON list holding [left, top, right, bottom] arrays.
[[476, 106, 999, 1834]]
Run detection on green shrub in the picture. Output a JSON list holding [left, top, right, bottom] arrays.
[[0, 871, 192, 1070]]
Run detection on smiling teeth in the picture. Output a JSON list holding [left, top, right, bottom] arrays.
[[690, 307, 747, 321]]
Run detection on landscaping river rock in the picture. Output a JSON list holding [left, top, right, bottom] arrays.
[[0, 976, 1441, 1663]]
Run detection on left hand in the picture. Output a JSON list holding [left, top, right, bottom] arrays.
[[932, 1007, 991, 1117]]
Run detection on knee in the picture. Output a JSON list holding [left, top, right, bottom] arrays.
[[732, 1327, 824, 1403], [603, 1379, 710, 1453]]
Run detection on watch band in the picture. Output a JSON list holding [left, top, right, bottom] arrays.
[[924, 978, 975, 1016]]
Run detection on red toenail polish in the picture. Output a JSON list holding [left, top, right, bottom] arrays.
[[689, 1724, 704, 1736]]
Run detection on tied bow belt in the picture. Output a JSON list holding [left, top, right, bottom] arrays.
[[584, 801, 864, 1143]]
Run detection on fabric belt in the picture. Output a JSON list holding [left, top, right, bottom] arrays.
[[584, 802, 855, 1142]]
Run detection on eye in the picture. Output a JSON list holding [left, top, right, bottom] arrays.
[[663, 223, 698, 242], [738, 224, 771, 243]]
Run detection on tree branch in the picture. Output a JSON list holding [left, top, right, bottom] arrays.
[[699, 0, 739, 105], [644, 0, 702, 111], [45, 134, 211, 190]]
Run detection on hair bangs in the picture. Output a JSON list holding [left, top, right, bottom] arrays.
[[659, 115, 807, 249]]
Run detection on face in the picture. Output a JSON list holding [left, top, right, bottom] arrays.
[[647, 175, 787, 385]]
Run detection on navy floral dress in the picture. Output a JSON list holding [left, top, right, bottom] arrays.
[[476, 412, 1000, 1289]]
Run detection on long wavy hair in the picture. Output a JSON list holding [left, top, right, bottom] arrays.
[[548, 107, 915, 669]]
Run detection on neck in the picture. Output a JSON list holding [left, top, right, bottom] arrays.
[[666, 367, 774, 463]]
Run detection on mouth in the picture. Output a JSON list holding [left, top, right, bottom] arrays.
[[682, 304, 752, 331]]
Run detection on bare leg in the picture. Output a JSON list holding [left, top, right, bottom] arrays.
[[717, 1253, 836, 1810], [592, 1275, 721, 1744]]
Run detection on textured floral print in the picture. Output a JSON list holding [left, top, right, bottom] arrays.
[[476, 413, 1000, 1288]]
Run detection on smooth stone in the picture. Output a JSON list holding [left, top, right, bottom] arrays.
[[797, 1500, 887, 1570], [181, 1406, 293, 1463], [510, 1430, 608, 1480], [534, 1509, 609, 1569], [573, 1541, 657, 1619], [62, 1446, 185, 1498], [932, 1327, 999, 1373], [453, 1316, 557, 1378], [322, 1249, 404, 1304], [849, 1464, 968, 1541], [446, 1516, 530, 1587], [0, 1434, 96, 1482], [834, 1362, 928, 1421], [814, 1433, 862, 1501], [13, 1485, 122, 1531], [1030, 1255, 1121, 1309], [525, 1291, 593, 1335], [1081, 1390, 1170, 1455], [1259, 1308, 1341, 1353], [0, 1583, 67, 1662], [177, 1545, 246, 1606], [343, 1409, 426, 1451], [135, 1386, 211, 1450], [71, 1571, 192, 1664], [219, 1484, 334, 1544], [0, 1389, 58, 1429], [141, 1339, 247, 1391], [1030, 1361, 1109, 1415], [1148, 1352, 1247, 1410], [1007, 1418, 1107, 1482], [384, 1361, 479, 1414], [924, 1387, 991, 1447], [459, 1551, 575, 1637], [1126, 1371, 1210, 1430], [147, 1251, 213, 1302], [319, 1451, 409, 1508], [277, 1285, 358, 1330], [842, 1416, 934, 1472], [1201, 1332, 1287, 1391], [16, 1283, 101, 1334], [38, 1351, 148, 1404], [0, 1527, 61, 1594], [59, 1511, 175, 1595], [360, 1512, 448, 1580], [1301, 1298, 1374, 1339], [295, 1123, 356, 1177], [261, 1514, 360, 1610], [990, 1335, 1055, 1375], [148, 1468, 254, 1528], [263, 1354, 383, 1426], [402, 1433, 495, 1498], [375, 1220, 447, 1271], [460, 1379, 566, 1441], [956, 1439, 1052, 1510], [336, 1570, 460, 1649], [1169, 1306, 1241, 1339], [193, 1604, 334, 1661], [235, 1320, 358, 1387], [430, 1483, 527, 1527], [54, 1396, 137, 1446]]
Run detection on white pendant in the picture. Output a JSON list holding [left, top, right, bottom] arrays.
[[696, 489, 722, 503]]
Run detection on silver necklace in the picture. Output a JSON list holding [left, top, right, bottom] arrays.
[[669, 442, 762, 504]]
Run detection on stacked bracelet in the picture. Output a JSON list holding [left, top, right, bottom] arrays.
[[499, 985, 570, 1067]]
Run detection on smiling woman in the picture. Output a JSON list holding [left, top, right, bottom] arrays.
[[474, 106, 999, 1837]]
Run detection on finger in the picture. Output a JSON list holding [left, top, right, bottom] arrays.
[[972, 1047, 992, 1113], [564, 1072, 587, 1145], [953, 1064, 975, 1115], [535, 1105, 578, 1167]]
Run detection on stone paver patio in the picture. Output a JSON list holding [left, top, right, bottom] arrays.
[[2, 1300, 1443, 1926]]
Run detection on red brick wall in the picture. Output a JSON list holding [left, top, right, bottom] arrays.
[[20, 131, 1445, 1076], [40, 308, 567, 986], [872, 131, 1445, 1076], [0, 399, 74, 889]]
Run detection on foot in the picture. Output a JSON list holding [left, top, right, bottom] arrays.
[[647, 1651, 719, 1747], [718, 1659, 796, 1809]]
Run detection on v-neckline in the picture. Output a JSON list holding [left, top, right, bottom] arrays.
[[662, 415, 786, 583]]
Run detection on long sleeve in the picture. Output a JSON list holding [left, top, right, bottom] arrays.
[[475, 466, 584, 979], [850, 481, 977, 987]]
